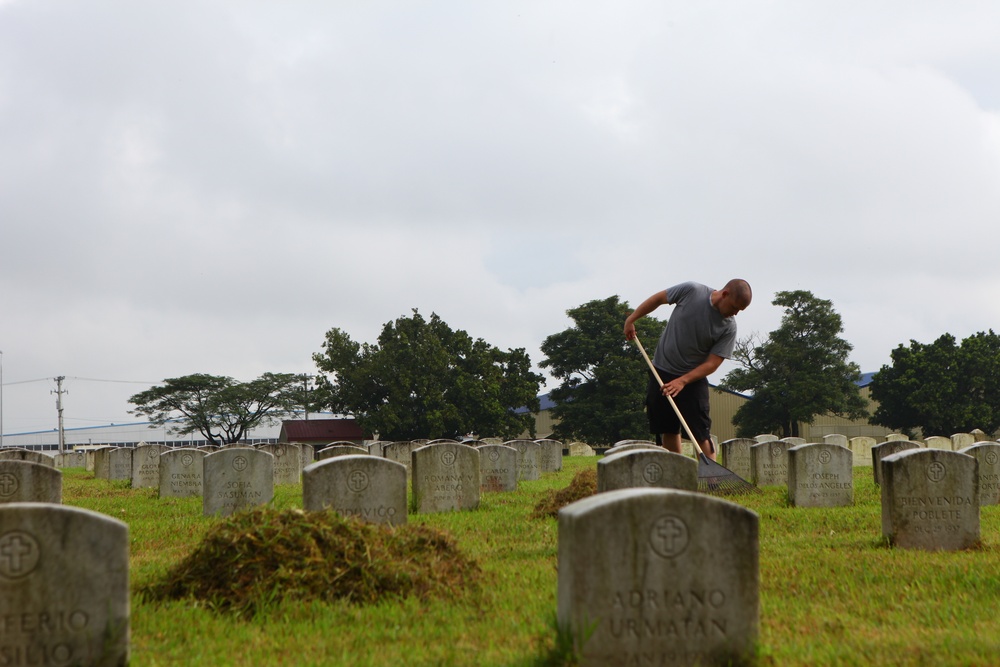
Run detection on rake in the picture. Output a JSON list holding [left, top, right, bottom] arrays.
[[632, 335, 759, 496]]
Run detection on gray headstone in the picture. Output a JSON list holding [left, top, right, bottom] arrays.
[[597, 449, 698, 493], [951, 433, 976, 451], [302, 455, 407, 525], [924, 436, 952, 451], [568, 442, 596, 457], [411, 443, 480, 514], [823, 434, 848, 448], [849, 436, 876, 467], [787, 444, 853, 508], [131, 444, 167, 489], [479, 445, 518, 492], [719, 439, 754, 481], [103, 448, 133, 482], [780, 437, 806, 446], [258, 443, 302, 485], [536, 439, 564, 472], [958, 442, 1000, 506], [885, 433, 908, 442], [159, 449, 206, 498], [0, 503, 129, 665], [603, 443, 663, 458], [203, 448, 275, 517], [317, 445, 369, 461], [750, 440, 791, 487], [0, 449, 54, 467], [91, 447, 112, 477], [872, 440, 922, 486], [0, 461, 62, 504], [506, 440, 541, 482], [612, 439, 658, 447], [53, 451, 87, 469], [754, 434, 778, 443], [382, 441, 417, 477], [881, 449, 979, 551], [558, 488, 759, 667]]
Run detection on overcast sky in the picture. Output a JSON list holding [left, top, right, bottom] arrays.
[[3, 1, 1000, 437]]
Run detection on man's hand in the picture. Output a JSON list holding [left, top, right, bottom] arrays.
[[624, 320, 637, 341], [662, 376, 687, 397]]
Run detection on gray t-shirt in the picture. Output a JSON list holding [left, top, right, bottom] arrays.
[[652, 282, 738, 376]]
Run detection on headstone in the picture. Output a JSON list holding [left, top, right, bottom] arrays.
[[780, 437, 806, 446], [159, 449, 207, 498], [719, 439, 754, 481], [480, 437, 504, 445], [0, 461, 62, 504], [317, 445, 369, 461], [885, 433, 907, 441], [568, 442, 596, 457], [506, 440, 541, 482], [203, 448, 275, 517], [302, 456, 407, 525], [924, 436, 952, 451], [382, 441, 417, 477], [53, 450, 86, 469], [849, 436, 876, 467], [132, 444, 168, 489], [787, 444, 853, 507], [479, 445, 518, 492], [823, 434, 848, 448], [612, 439, 656, 448], [958, 442, 1000, 506], [0, 449, 54, 467], [597, 449, 697, 493], [880, 449, 979, 551], [0, 503, 129, 665], [871, 440, 921, 486], [92, 448, 111, 478], [970, 429, 989, 442], [557, 488, 759, 667], [258, 443, 302, 485], [951, 433, 976, 451], [750, 440, 791, 487], [536, 439, 564, 472], [754, 434, 778, 443], [411, 443, 480, 514], [104, 448, 133, 482], [603, 443, 662, 458]]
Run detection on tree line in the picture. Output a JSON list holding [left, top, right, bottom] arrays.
[[129, 292, 1000, 445]]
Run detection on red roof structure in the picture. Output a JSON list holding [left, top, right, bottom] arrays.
[[278, 418, 367, 444]]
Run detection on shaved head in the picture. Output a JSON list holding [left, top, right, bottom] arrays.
[[724, 278, 752, 307]]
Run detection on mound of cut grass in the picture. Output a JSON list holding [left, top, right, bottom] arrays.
[[531, 467, 597, 519], [141, 507, 480, 618]]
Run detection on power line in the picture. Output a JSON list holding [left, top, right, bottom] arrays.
[[67, 377, 158, 385]]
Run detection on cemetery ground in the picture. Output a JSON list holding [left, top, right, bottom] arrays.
[[61, 458, 1000, 666]]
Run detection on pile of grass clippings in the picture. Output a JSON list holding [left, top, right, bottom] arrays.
[[530, 467, 597, 520], [141, 508, 480, 618]]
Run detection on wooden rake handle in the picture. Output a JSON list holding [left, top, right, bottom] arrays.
[[632, 335, 703, 450]]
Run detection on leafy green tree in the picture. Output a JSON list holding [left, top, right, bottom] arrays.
[[868, 331, 1000, 438], [128, 373, 302, 445], [539, 296, 665, 446], [312, 310, 543, 441], [721, 290, 868, 437]]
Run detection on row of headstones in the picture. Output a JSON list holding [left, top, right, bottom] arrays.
[[559, 442, 996, 664], [752, 431, 997, 455]]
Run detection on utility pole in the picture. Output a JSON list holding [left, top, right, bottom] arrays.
[[302, 373, 314, 421], [52, 376, 66, 454]]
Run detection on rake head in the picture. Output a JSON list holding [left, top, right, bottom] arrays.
[[697, 453, 760, 496]]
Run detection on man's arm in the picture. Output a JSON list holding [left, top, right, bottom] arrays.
[[624, 290, 669, 340], [661, 353, 725, 397]]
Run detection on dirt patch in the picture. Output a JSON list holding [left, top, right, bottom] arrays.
[[141, 507, 480, 617], [531, 467, 597, 519]]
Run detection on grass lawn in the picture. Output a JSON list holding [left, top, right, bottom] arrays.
[[60, 457, 1000, 666]]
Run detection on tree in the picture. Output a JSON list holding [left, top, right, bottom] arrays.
[[312, 310, 543, 441], [868, 330, 1000, 438], [128, 373, 302, 445], [721, 290, 868, 437], [539, 296, 665, 446]]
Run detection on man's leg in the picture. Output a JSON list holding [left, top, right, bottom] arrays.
[[658, 432, 682, 453], [698, 438, 716, 461]]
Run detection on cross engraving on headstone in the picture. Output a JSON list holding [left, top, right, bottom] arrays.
[[649, 515, 689, 558], [348, 470, 370, 492], [0, 531, 40, 578], [927, 461, 946, 483], [0, 473, 18, 496]]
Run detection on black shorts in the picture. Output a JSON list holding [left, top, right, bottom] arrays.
[[645, 368, 712, 444]]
